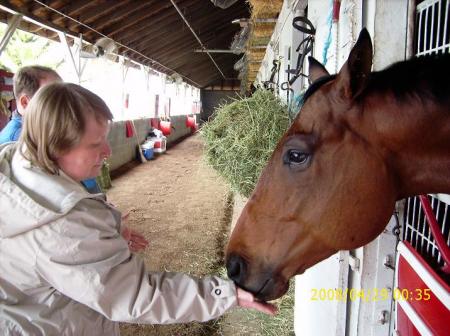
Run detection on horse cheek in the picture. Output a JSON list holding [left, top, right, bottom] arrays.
[[341, 155, 397, 249]]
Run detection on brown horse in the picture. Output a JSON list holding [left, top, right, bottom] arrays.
[[225, 29, 450, 301]]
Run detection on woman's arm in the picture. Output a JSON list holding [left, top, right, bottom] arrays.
[[34, 201, 237, 324]]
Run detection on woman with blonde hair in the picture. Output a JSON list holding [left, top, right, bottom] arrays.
[[0, 83, 275, 335]]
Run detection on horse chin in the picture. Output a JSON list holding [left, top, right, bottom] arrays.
[[257, 262, 309, 300], [227, 259, 290, 301], [255, 277, 290, 301]]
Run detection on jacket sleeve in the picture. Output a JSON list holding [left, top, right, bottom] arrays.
[[33, 199, 237, 324]]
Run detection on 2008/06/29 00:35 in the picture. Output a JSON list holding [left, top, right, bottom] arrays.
[[310, 288, 431, 302]]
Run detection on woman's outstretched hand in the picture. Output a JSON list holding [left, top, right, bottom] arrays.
[[121, 211, 149, 252], [236, 287, 278, 315], [122, 226, 149, 252]]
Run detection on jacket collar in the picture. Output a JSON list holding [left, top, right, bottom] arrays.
[[0, 143, 105, 238]]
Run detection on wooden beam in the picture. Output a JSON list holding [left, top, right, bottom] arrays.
[[201, 75, 230, 88], [129, 15, 233, 56], [44, 0, 134, 39], [174, 55, 225, 76], [136, 33, 197, 59], [113, 0, 198, 44], [50, 0, 95, 23], [131, 3, 243, 49], [139, 21, 236, 63], [29, 0, 56, 16], [115, 0, 198, 45], [78, 1, 132, 25], [166, 52, 239, 77], [134, 0, 225, 46], [102, 1, 173, 37], [0, 0, 76, 38], [92, 1, 149, 31], [130, 24, 238, 84], [150, 30, 235, 67], [154, 49, 197, 70], [110, 12, 171, 43]]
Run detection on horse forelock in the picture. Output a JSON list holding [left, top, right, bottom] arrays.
[[302, 75, 337, 105]]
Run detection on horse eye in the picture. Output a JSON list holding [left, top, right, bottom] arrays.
[[285, 149, 310, 165]]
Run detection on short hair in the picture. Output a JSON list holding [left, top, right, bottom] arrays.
[[19, 83, 113, 175], [13, 65, 62, 98]]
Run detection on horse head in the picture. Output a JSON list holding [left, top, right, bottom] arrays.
[[225, 28, 450, 301]]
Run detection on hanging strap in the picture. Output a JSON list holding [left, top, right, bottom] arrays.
[[263, 59, 281, 90], [280, 16, 316, 91], [286, 35, 314, 85], [292, 16, 316, 35]]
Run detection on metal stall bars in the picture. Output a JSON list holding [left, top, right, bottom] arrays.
[[396, 195, 450, 335], [395, 1, 450, 335]]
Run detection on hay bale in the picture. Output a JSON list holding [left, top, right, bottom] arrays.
[[248, 0, 283, 19], [201, 89, 289, 197], [240, 0, 282, 93], [249, 36, 271, 47], [247, 49, 266, 62], [248, 62, 261, 73], [252, 23, 276, 38]]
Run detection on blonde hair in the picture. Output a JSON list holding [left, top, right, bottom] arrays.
[[18, 82, 113, 175]]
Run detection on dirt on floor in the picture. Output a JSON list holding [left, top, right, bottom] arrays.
[[106, 134, 254, 336]]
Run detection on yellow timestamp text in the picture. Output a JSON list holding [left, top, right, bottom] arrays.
[[310, 288, 432, 302]]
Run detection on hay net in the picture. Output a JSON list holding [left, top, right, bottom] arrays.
[[230, 25, 250, 54], [201, 89, 289, 198]]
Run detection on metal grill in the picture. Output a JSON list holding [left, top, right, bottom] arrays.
[[416, 0, 450, 55], [402, 0, 450, 277], [403, 195, 450, 274]]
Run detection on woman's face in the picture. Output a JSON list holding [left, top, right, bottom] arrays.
[[56, 114, 111, 182]]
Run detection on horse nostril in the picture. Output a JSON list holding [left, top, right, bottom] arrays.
[[226, 254, 247, 285]]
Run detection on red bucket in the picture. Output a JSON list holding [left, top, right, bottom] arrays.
[[150, 118, 159, 129], [159, 121, 171, 136], [186, 116, 196, 128]]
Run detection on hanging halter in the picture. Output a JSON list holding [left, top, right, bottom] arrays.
[[281, 16, 316, 90]]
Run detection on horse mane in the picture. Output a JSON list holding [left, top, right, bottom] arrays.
[[366, 53, 450, 106], [303, 53, 450, 108]]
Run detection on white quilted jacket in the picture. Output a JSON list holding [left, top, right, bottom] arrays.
[[0, 143, 236, 336]]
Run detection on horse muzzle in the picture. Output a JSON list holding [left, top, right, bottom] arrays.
[[226, 253, 289, 301]]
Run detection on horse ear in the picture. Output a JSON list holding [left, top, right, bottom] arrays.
[[308, 57, 330, 82], [338, 28, 373, 99]]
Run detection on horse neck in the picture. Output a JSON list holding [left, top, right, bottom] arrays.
[[365, 95, 450, 199]]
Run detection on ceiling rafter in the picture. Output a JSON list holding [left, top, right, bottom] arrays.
[[85, 2, 151, 35], [0, 0, 251, 88], [50, 0, 96, 23], [130, 5, 243, 55], [151, 27, 238, 66], [101, 2, 171, 38], [68, 0, 125, 29], [119, 0, 200, 46], [110, 9, 172, 42], [176, 52, 234, 74]]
